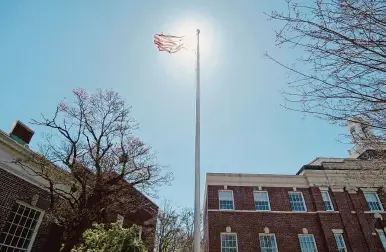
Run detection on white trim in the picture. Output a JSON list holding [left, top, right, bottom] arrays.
[[207, 173, 309, 188], [346, 187, 358, 194], [0, 161, 50, 193], [220, 232, 238, 252], [331, 187, 345, 192], [332, 229, 344, 234], [363, 192, 384, 212], [298, 234, 318, 252], [259, 233, 278, 251], [117, 214, 124, 227], [288, 191, 307, 212], [333, 233, 348, 252], [364, 211, 386, 214], [218, 190, 235, 210], [27, 205, 44, 252], [361, 187, 379, 192], [320, 190, 334, 211], [208, 209, 339, 214], [375, 229, 386, 250], [318, 187, 329, 191], [253, 191, 271, 211], [0, 201, 45, 252]]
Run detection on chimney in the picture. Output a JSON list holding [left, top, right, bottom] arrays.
[[9, 121, 34, 146]]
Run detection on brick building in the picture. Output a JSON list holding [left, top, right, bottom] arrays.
[[0, 121, 158, 252], [204, 121, 386, 252]]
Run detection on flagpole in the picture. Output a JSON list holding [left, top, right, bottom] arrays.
[[193, 28, 201, 252]]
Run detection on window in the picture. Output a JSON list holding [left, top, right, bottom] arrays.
[[321, 190, 334, 211], [376, 229, 386, 250], [254, 191, 270, 211], [117, 214, 124, 227], [298, 235, 317, 252], [0, 202, 44, 252], [288, 192, 307, 212], [364, 192, 383, 211], [221, 233, 237, 252], [219, 190, 234, 210], [259, 234, 278, 252], [334, 233, 347, 252]]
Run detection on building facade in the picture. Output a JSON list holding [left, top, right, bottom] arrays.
[[0, 121, 158, 252], [204, 159, 386, 252], [204, 119, 386, 252]]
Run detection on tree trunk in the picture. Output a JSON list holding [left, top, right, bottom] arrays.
[[60, 223, 89, 252], [61, 196, 102, 252]]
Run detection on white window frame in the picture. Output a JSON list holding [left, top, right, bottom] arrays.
[[220, 232, 238, 252], [218, 190, 235, 210], [320, 190, 334, 211], [259, 233, 278, 252], [376, 229, 386, 251], [363, 192, 384, 212], [0, 200, 45, 252], [298, 234, 318, 252], [117, 214, 124, 227], [288, 191, 307, 212], [254, 191, 271, 211], [333, 233, 348, 252]]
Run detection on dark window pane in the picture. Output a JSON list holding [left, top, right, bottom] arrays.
[[19, 216, 27, 227], [17, 237, 25, 248], [11, 236, 19, 247], [25, 230, 33, 240], [25, 218, 32, 229], [13, 214, 21, 225], [16, 205, 25, 215], [15, 226, 23, 237], [4, 235, 13, 245], [0, 233, 6, 243], [23, 239, 31, 249]]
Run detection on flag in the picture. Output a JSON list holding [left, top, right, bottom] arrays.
[[154, 34, 185, 53]]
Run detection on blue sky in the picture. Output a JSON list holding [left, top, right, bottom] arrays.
[[0, 0, 350, 208]]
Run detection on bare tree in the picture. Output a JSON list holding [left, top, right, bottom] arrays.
[[155, 202, 201, 252], [178, 209, 194, 252], [156, 202, 182, 252], [267, 0, 386, 136], [12, 89, 172, 252]]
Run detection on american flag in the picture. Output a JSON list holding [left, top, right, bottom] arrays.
[[154, 34, 185, 53]]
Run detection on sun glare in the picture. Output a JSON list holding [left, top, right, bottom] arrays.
[[159, 14, 216, 78]]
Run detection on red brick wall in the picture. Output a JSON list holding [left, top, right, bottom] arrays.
[[205, 185, 386, 252], [0, 168, 51, 252], [208, 211, 331, 252], [0, 167, 158, 252], [207, 185, 316, 212]]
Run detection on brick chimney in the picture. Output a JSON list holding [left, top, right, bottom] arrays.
[[9, 121, 34, 146]]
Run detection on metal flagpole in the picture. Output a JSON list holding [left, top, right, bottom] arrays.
[[193, 28, 201, 252]]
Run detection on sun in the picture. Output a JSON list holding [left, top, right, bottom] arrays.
[[171, 18, 213, 54], [158, 14, 217, 80]]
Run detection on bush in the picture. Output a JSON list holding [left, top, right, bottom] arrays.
[[71, 223, 147, 252]]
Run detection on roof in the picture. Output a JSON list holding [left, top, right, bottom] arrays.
[[296, 156, 365, 175], [0, 126, 158, 213], [306, 157, 345, 166]]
